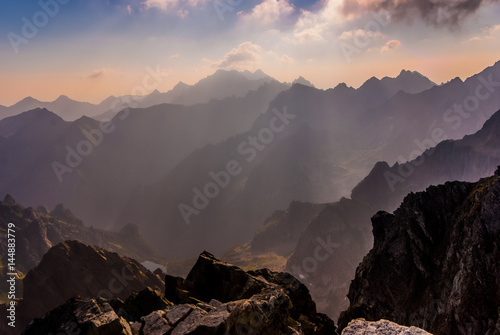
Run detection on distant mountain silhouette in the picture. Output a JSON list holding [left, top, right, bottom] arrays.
[[292, 76, 315, 87], [0, 95, 108, 121], [0, 69, 281, 122], [2, 62, 499, 264], [139, 69, 278, 109], [0, 80, 288, 227], [116, 62, 499, 259]]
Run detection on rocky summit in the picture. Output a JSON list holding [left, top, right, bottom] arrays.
[[23, 251, 336, 334], [339, 168, 500, 334]]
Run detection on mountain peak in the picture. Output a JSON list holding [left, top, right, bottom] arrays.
[[15, 96, 39, 106], [241, 69, 272, 80], [148, 89, 161, 96], [173, 81, 191, 90], [292, 76, 315, 87], [50, 204, 84, 226], [55, 94, 72, 102], [397, 69, 429, 81], [3, 194, 16, 205], [253, 69, 267, 76], [334, 82, 350, 89], [446, 76, 464, 85]]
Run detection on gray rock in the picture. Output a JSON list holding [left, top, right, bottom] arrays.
[[141, 310, 172, 335], [342, 319, 432, 335]]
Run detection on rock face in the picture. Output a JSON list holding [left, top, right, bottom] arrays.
[[338, 170, 500, 334], [342, 319, 432, 335], [23, 251, 336, 335], [286, 108, 500, 321], [20, 240, 164, 330]]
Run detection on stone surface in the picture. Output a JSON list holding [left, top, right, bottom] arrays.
[[342, 319, 432, 335], [23, 297, 133, 335], [141, 310, 172, 335]]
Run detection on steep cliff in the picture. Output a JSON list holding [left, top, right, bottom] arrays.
[[339, 168, 500, 334]]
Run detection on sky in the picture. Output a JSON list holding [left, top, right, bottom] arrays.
[[0, 0, 499, 106]]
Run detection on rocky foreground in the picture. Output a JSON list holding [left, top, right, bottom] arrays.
[[22, 250, 337, 334], [14, 241, 437, 334]]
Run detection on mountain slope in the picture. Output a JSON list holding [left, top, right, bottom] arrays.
[[0, 195, 160, 279], [338, 169, 500, 334], [117, 62, 500, 259], [0, 80, 288, 227], [286, 107, 500, 321]]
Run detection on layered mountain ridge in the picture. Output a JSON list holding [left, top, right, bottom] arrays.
[[0, 69, 281, 121], [117, 61, 499, 258]]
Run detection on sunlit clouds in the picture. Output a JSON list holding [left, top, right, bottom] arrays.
[[0, 0, 499, 105]]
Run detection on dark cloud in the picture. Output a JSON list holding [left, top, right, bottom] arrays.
[[342, 0, 499, 27]]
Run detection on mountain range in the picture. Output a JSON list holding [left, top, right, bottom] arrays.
[[0, 78, 289, 227], [0, 69, 288, 122], [117, 61, 499, 259], [1, 62, 500, 334], [284, 105, 500, 321]]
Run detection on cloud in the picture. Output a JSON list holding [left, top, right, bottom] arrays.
[[144, 0, 179, 11], [339, 29, 387, 40], [86, 68, 118, 79], [239, 0, 295, 25], [292, 0, 346, 43], [380, 39, 401, 52], [280, 54, 295, 64], [214, 42, 263, 70], [143, 0, 210, 16], [340, 0, 500, 27], [171, 53, 181, 59], [463, 24, 500, 42]]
